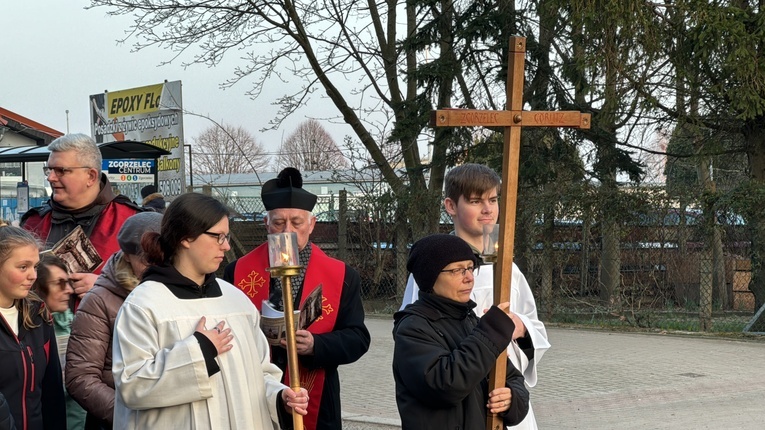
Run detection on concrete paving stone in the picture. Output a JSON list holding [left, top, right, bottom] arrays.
[[340, 315, 765, 429]]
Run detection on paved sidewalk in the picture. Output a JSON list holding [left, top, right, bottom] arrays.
[[339, 316, 765, 429]]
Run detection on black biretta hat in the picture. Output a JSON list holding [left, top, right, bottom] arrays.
[[407, 234, 480, 292], [261, 167, 318, 211]]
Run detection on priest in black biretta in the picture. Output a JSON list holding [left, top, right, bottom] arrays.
[[222, 165, 371, 430], [261, 167, 317, 211]]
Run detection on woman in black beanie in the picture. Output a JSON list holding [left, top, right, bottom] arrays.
[[392, 234, 529, 429]]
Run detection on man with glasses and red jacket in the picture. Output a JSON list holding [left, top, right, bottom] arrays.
[[21, 133, 141, 303]]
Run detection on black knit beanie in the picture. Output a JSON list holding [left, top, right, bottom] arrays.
[[407, 234, 479, 292], [141, 185, 157, 199]]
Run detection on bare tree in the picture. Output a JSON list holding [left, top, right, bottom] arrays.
[[277, 120, 348, 171], [86, 0, 451, 239], [193, 124, 270, 174]]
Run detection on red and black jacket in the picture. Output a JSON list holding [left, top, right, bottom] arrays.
[[0, 303, 66, 430], [20, 176, 141, 275]]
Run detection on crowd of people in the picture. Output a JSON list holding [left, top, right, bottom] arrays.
[[0, 133, 550, 430]]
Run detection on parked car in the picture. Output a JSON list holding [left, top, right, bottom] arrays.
[[629, 208, 745, 227], [254, 211, 267, 222], [229, 211, 267, 222], [229, 212, 253, 222]]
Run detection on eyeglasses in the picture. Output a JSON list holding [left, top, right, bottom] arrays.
[[440, 266, 476, 277], [43, 166, 92, 177], [49, 278, 74, 290], [203, 231, 231, 245]]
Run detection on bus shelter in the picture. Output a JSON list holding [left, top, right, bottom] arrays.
[[0, 140, 170, 217]]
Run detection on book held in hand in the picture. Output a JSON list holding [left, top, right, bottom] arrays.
[[40, 225, 102, 274], [260, 284, 324, 346]]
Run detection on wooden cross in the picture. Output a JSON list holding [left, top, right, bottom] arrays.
[[430, 36, 590, 430]]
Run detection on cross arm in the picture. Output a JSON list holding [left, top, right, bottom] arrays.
[[430, 109, 591, 129]]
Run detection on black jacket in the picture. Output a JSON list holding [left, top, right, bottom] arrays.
[[0, 391, 15, 430], [392, 292, 529, 430], [0, 303, 66, 430], [141, 192, 166, 213]]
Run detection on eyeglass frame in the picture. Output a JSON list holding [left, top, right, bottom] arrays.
[[440, 265, 477, 277], [48, 278, 74, 290], [203, 231, 231, 245], [43, 165, 93, 177]]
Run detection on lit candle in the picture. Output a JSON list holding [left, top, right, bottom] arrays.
[[268, 233, 300, 267], [483, 224, 500, 256]]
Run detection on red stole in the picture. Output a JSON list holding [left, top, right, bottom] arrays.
[[234, 243, 344, 430]]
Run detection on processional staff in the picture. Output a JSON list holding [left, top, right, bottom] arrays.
[[267, 232, 304, 430]]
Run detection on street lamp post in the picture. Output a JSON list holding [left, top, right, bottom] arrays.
[[184, 144, 194, 190]]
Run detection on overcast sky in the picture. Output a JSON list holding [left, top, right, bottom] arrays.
[[3, 0, 354, 158]]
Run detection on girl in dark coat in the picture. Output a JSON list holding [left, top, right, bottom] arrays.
[[0, 222, 66, 430], [392, 234, 529, 430]]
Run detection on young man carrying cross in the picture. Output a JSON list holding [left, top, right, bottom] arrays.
[[400, 163, 550, 430]]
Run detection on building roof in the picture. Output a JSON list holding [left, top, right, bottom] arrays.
[[0, 140, 170, 163], [0, 107, 63, 145], [192, 169, 390, 187]]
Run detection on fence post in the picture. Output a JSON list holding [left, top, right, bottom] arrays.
[[395, 208, 408, 301], [699, 249, 713, 331], [338, 190, 347, 261], [580, 209, 592, 296], [541, 203, 554, 319]]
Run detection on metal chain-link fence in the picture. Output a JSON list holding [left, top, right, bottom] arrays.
[[521, 212, 755, 333], [213, 191, 760, 334]]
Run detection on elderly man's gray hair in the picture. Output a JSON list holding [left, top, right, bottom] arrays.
[[48, 133, 102, 169]]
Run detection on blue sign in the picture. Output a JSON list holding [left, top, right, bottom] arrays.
[[102, 159, 157, 174]]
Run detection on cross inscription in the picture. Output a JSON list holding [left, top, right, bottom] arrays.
[[430, 36, 591, 430]]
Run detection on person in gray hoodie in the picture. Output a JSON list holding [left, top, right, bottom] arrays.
[[64, 212, 162, 430]]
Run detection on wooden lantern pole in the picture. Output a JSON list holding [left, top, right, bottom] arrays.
[[267, 265, 303, 430], [431, 36, 591, 430]]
